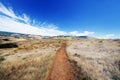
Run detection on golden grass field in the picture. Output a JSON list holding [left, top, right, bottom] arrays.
[[0, 38, 66, 80], [0, 37, 120, 80]]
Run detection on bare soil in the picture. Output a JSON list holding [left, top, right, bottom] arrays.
[[46, 43, 79, 80]]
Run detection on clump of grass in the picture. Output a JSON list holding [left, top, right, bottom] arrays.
[[118, 44, 120, 47], [73, 53, 80, 57], [110, 68, 120, 80], [111, 74, 120, 80], [98, 40, 103, 43], [0, 56, 5, 62]]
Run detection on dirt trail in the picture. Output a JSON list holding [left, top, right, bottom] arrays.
[[46, 43, 79, 80]]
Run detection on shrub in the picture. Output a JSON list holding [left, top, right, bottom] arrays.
[[0, 43, 18, 49]]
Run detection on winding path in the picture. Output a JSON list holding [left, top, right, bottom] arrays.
[[46, 43, 79, 80]]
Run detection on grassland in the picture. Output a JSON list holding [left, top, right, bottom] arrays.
[[0, 38, 66, 80], [67, 39, 120, 80], [0, 36, 120, 80]]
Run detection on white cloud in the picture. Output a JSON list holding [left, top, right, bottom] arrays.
[[0, 15, 66, 36], [105, 34, 115, 38], [0, 2, 66, 36], [69, 31, 95, 36], [96, 34, 117, 39]]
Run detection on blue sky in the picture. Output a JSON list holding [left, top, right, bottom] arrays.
[[0, 0, 120, 38]]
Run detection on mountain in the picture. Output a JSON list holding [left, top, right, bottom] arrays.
[[0, 31, 42, 39]]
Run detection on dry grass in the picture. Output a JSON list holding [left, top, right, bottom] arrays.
[[67, 39, 120, 80], [0, 52, 55, 80], [0, 38, 119, 80], [0, 38, 67, 80]]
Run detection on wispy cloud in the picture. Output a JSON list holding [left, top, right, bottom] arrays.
[[0, 3, 16, 18], [0, 3, 30, 23], [0, 2, 66, 36], [69, 31, 95, 36]]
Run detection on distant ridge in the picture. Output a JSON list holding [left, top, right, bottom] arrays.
[[0, 31, 25, 36], [74, 36, 88, 39], [0, 31, 43, 39], [0, 31, 96, 39]]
